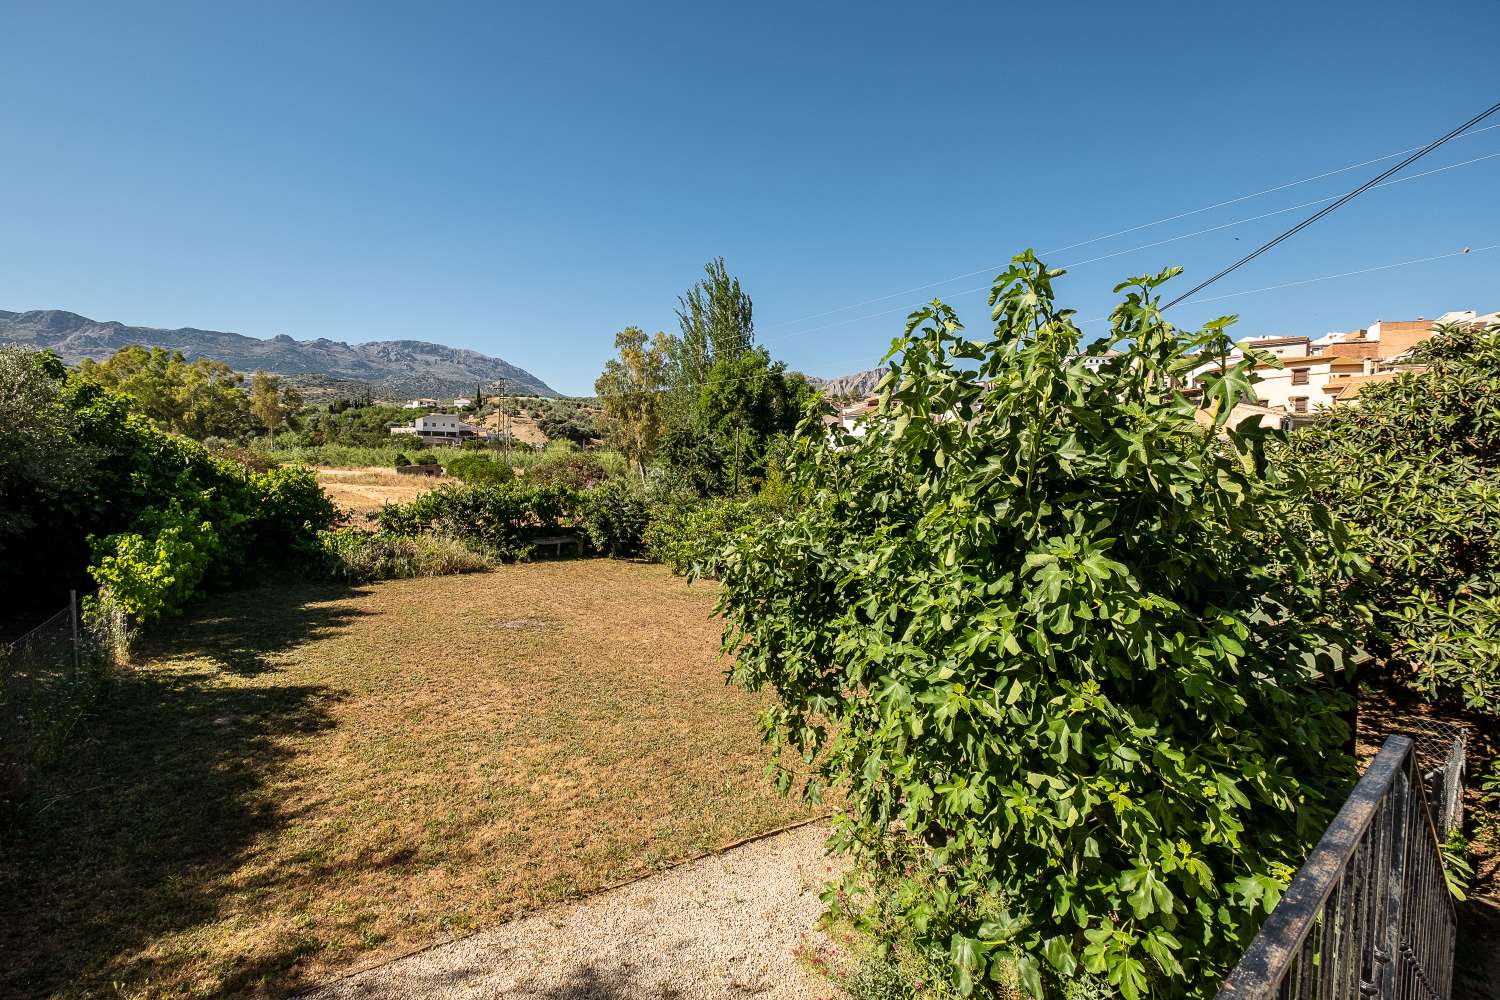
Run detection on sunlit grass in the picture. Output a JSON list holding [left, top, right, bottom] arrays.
[[0, 561, 810, 998]]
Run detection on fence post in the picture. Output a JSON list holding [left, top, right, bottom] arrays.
[[70, 589, 80, 674]]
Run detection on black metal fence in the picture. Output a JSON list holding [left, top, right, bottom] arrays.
[[1215, 734, 1459, 999], [1, 590, 128, 804]]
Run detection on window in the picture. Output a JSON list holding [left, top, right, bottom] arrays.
[[1291, 397, 1309, 414], [1256, 398, 1269, 408], [1292, 368, 1309, 385]]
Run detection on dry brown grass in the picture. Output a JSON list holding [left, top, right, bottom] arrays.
[[0, 561, 812, 998], [315, 466, 453, 517]]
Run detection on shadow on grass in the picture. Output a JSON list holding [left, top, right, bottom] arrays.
[[0, 582, 370, 998], [142, 580, 377, 677]]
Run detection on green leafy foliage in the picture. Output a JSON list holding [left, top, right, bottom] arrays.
[[247, 465, 342, 554], [716, 253, 1363, 997], [78, 345, 260, 441], [295, 403, 414, 448], [88, 505, 221, 622], [643, 489, 770, 579], [1279, 320, 1500, 711], [583, 477, 649, 557], [0, 350, 341, 615], [444, 453, 515, 485], [523, 449, 618, 490], [374, 482, 580, 561]]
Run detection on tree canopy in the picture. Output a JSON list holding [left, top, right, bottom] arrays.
[[595, 326, 672, 481], [1280, 319, 1500, 711], [79, 345, 259, 440]]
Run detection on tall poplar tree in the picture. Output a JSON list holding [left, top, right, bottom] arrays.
[[668, 257, 754, 424]]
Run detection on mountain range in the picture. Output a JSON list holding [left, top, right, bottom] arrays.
[[806, 367, 888, 399], [0, 308, 558, 397]]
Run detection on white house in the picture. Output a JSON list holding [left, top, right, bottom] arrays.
[[390, 412, 482, 446], [1194, 354, 1370, 417], [403, 397, 440, 410], [452, 397, 473, 408]]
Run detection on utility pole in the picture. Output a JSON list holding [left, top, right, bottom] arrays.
[[733, 424, 742, 494]]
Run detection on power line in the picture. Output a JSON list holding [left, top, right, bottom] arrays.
[[1178, 243, 1498, 307], [1161, 99, 1500, 309], [758, 121, 1500, 333], [761, 148, 1500, 342]]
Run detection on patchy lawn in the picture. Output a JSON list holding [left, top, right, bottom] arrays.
[[0, 561, 814, 998]]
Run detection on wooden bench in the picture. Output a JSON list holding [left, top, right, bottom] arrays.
[[530, 534, 581, 558]]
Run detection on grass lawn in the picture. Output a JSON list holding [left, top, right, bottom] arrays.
[[0, 561, 815, 998]]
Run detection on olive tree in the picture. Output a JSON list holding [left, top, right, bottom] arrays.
[[716, 253, 1364, 998]]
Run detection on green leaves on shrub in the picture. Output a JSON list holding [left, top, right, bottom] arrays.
[[88, 506, 221, 622], [583, 478, 649, 557], [716, 252, 1363, 998], [444, 453, 514, 485], [1279, 320, 1500, 711], [375, 481, 580, 561], [643, 491, 765, 579]]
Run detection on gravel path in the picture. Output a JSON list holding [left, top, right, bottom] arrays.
[[308, 821, 841, 1000]]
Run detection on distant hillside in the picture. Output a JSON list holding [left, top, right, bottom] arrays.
[[809, 367, 888, 399], [0, 308, 558, 397]]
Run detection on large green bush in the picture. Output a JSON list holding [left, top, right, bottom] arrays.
[[375, 482, 579, 560], [1280, 320, 1500, 711], [88, 505, 221, 623], [523, 449, 617, 490], [582, 478, 650, 557], [0, 361, 340, 612], [643, 491, 766, 578], [716, 254, 1363, 998], [444, 453, 515, 485]]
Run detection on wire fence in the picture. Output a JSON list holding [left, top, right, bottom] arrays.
[[1, 590, 129, 806], [1402, 718, 1468, 838], [1215, 733, 1461, 1000]]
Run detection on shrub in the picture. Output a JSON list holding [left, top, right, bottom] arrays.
[[88, 505, 221, 622], [716, 254, 1363, 998], [583, 478, 649, 557], [319, 528, 494, 582], [375, 482, 580, 561], [392, 451, 411, 469], [1279, 319, 1500, 711], [248, 465, 342, 552], [445, 453, 515, 485], [643, 492, 763, 578], [211, 445, 282, 473], [524, 449, 615, 490]]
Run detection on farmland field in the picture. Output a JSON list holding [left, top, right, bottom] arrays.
[[314, 466, 454, 517], [0, 561, 814, 998]]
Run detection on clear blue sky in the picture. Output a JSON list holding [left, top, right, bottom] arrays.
[[3, 1, 1498, 395]]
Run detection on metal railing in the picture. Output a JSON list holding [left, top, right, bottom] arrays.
[[1216, 735, 1458, 999]]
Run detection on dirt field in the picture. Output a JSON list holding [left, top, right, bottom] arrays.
[[0, 562, 813, 998], [316, 466, 453, 517], [478, 409, 549, 446]]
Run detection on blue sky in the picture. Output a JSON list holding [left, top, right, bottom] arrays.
[[3, 1, 1498, 395]]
